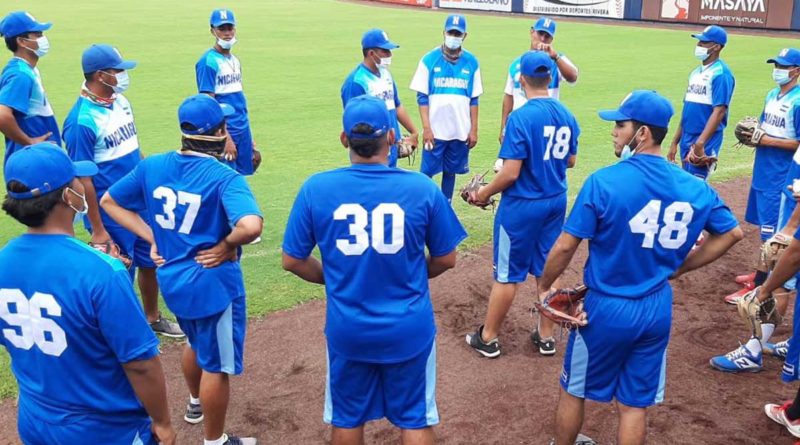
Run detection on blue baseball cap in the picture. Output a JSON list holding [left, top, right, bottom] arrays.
[[210, 9, 235, 27], [767, 48, 800, 67], [0, 11, 51, 38], [342, 95, 391, 140], [5, 143, 97, 200], [361, 29, 398, 51], [444, 15, 466, 34], [533, 17, 556, 37], [692, 25, 727, 46], [178, 94, 234, 135], [598, 90, 674, 129], [520, 51, 552, 78], [81, 44, 136, 74]]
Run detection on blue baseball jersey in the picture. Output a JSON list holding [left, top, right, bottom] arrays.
[[0, 234, 158, 425], [680, 59, 735, 135], [565, 155, 739, 298], [410, 47, 483, 141], [282, 164, 467, 363], [196, 49, 250, 133], [752, 86, 800, 191], [499, 97, 579, 199], [107, 151, 262, 319], [0, 57, 61, 163], [504, 53, 575, 108], [341, 64, 402, 141]]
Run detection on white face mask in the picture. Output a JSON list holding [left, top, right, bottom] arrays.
[[64, 187, 88, 215], [619, 126, 644, 161], [22, 35, 50, 58], [444, 35, 463, 50], [217, 36, 237, 50], [773, 68, 793, 86], [101, 70, 130, 94], [694, 45, 710, 62], [378, 56, 392, 68]]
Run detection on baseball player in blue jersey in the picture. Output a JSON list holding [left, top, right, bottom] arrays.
[[536, 90, 742, 445], [410, 14, 483, 202], [668, 25, 735, 180], [0, 11, 60, 164], [0, 143, 175, 445], [709, 49, 800, 373], [196, 9, 262, 176], [63, 44, 183, 338], [282, 95, 466, 445], [101, 94, 263, 445], [465, 51, 579, 358], [341, 29, 418, 168]]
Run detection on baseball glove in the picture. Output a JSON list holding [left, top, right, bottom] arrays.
[[759, 232, 791, 272], [686, 151, 718, 167], [459, 172, 494, 209], [736, 287, 781, 339], [734, 116, 765, 148], [397, 134, 416, 160], [89, 241, 133, 269], [533, 284, 589, 328]]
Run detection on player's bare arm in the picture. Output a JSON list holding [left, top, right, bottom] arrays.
[[475, 159, 522, 203], [0, 105, 51, 145], [468, 105, 479, 149], [554, 53, 578, 83], [759, 135, 800, 151], [567, 154, 577, 169], [689, 105, 727, 159], [79, 177, 110, 244], [395, 104, 419, 148], [419, 104, 433, 149], [427, 250, 457, 278], [499, 94, 513, 144], [122, 356, 176, 445], [671, 226, 743, 279], [100, 192, 156, 244], [536, 232, 582, 296], [196, 214, 262, 268], [761, 237, 800, 297], [282, 252, 325, 284], [668, 121, 683, 162]]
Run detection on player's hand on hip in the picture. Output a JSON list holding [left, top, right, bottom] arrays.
[[467, 130, 478, 149], [90, 229, 111, 246], [195, 239, 238, 268], [223, 138, 238, 162], [423, 128, 435, 150], [667, 143, 678, 163], [150, 243, 166, 267], [151, 421, 177, 445], [29, 131, 53, 145]]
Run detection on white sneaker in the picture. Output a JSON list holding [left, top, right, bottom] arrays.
[[765, 402, 800, 438], [248, 236, 262, 245]]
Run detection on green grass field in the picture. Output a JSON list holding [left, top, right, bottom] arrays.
[[0, 0, 796, 398]]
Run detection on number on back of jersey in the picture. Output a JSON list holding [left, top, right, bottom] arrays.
[[629, 200, 694, 250], [334, 203, 405, 256]]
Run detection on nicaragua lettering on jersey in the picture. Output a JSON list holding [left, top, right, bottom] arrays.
[[341, 64, 402, 141], [410, 47, 483, 141], [196, 49, 250, 132], [504, 53, 573, 109], [752, 86, 800, 191], [681, 59, 735, 135]]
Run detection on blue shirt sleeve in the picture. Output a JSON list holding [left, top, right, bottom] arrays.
[[95, 269, 160, 363], [426, 188, 467, 257], [0, 71, 34, 114], [569, 116, 581, 156], [107, 165, 147, 212], [563, 176, 601, 240], [393, 79, 401, 108], [703, 190, 739, 235], [793, 104, 800, 140], [470, 97, 479, 106], [341, 77, 367, 108], [66, 124, 97, 164], [711, 72, 734, 108], [498, 114, 527, 160], [221, 175, 262, 226], [282, 181, 316, 259], [196, 57, 218, 94], [417, 92, 429, 106]]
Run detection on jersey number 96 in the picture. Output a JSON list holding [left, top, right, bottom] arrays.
[[334, 203, 405, 256], [0, 289, 67, 357]]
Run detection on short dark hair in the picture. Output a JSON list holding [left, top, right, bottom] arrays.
[[521, 73, 551, 90], [2, 181, 64, 227], [4, 33, 26, 52], [84, 72, 95, 82], [347, 124, 384, 158], [632, 120, 668, 145], [180, 121, 227, 154]]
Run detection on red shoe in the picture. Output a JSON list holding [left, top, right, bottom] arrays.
[[724, 282, 755, 305], [765, 401, 800, 438], [735, 272, 756, 285]]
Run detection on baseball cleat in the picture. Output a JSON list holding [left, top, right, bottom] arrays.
[[734, 272, 756, 285], [466, 325, 501, 358], [723, 281, 755, 305], [150, 316, 185, 338], [710, 344, 762, 372], [531, 329, 556, 356], [183, 402, 204, 424], [547, 433, 597, 445], [223, 436, 258, 445], [764, 401, 800, 438], [764, 338, 791, 359]]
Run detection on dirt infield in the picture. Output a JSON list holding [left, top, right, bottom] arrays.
[[1, 176, 799, 444]]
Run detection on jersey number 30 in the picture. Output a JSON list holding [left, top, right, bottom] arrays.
[[629, 200, 694, 249], [154, 186, 202, 234], [334, 203, 404, 255], [0, 289, 67, 357]]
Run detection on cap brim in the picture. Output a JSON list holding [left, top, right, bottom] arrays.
[[767, 57, 798, 66], [533, 26, 553, 36], [220, 103, 235, 117], [113, 60, 137, 70], [691, 33, 706, 40], [73, 160, 98, 177], [31, 22, 52, 32], [212, 20, 235, 27], [445, 26, 465, 33], [377, 42, 399, 50], [598, 109, 629, 122]]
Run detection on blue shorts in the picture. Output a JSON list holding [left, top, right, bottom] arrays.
[[324, 341, 438, 429], [493, 194, 566, 283], [388, 143, 398, 168], [178, 296, 246, 375], [18, 399, 155, 445], [745, 188, 781, 241], [784, 297, 800, 382], [561, 285, 672, 408], [226, 127, 255, 176], [779, 192, 797, 229], [420, 139, 469, 176], [679, 131, 723, 180]]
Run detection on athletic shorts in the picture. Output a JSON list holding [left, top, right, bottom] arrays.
[[745, 188, 781, 241], [178, 296, 246, 375], [679, 130, 723, 180], [561, 285, 672, 408], [493, 194, 567, 283], [784, 300, 800, 382], [18, 398, 155, 445], [225, 127, 255, 176], [774, 194, 798, 291], [421, 139, 469, 176], [324, 340, 438, 429], [388, 143, 399, 168]]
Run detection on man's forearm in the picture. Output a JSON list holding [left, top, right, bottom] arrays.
[[123, 356, 171, 426], [100, 194, 155, 244], [538, 233, 581, 293], [671, 122, 683, 146], [470, 105, 479, 134], [80, 177, 107, 238], [419, 105, 431, 131], [556, 58, 578, 83], [697, 107, 727, 145], [500, 95, 513, 132], [762, 242, 800, 295], [760, 135, 800, 152], [396, 106, 417, 135], [283, 254, 325, 284], [781, 201, 800, 236], [673, 228, 743, 278], [0, 113, 34, 145], [223, 215, 262, 247]]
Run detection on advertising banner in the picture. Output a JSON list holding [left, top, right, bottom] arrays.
[[372, 0, 432, 6], [643, 0, 794, 29], [523, 0, 626, 19], [438, 0, 514, 12]]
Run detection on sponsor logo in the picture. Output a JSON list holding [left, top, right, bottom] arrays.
[[700, 0, 765, 12], [440, 0, 512, 12]]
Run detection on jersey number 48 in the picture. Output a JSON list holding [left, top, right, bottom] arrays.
[[629, 200, 694, 250]]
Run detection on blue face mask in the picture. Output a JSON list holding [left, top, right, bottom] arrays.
[[619, 127, 643, 161]]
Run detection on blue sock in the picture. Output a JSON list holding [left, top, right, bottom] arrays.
[[441, 173, 456, 202]]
